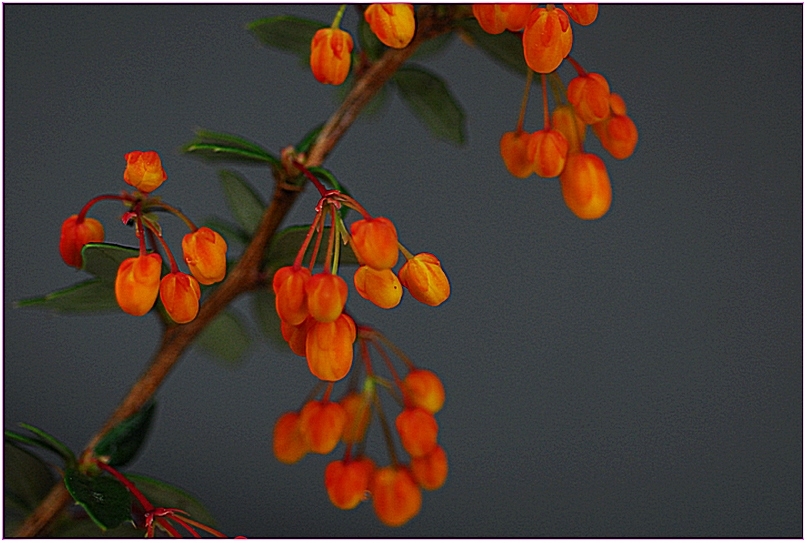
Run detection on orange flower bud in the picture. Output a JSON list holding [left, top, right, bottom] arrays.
[[340, 391, 372, 444], [350, 217, 399, 270], [310, 28, 353, 85], [563, 3, 598, 26], [364, 4, 416, 49], [370, 465, 422, 527], [527, 128, 569, 178], [159, 272, 201, 324], [273, 411, 308, 464], [403, 369, 445, 414], [472, 4, 533, 34], [123, 151, 167, 193], [114, 253, 162, 316], [593, 114, 638, 160], [298, 400, 348, 455], [398, 253, 450, 307], [354, 265, 403, 309], [306, 313, 356, 381], [551, 104, 586, 153], [59, 214, 104, 268], [325, 456, 375, 510], [306, 272, 348, 323], [396, 407, 438, 458], [273, 266, 312, 325], [559, 152, 612, 219], [567, 72, 611, 124], [182, 227, 228, 286], [500, 130, 533, 178], [523, 6, 573, 74], [609, 92, 627, 116], [410, 444, 448, 491], [281, 316, 314, 357]]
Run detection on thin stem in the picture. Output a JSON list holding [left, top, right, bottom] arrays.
[[76, 194, 130, 223], [542, 73, 550, 131], [330, 207, 341, 276], [145, 201, 197, 232], [331, 4, 347, 29], [397, 241, 415, 261], [566, 55, 587, 77], [516, 69, 534, 133], [94, 460, 153, 510], [307, 210, 327, 271]]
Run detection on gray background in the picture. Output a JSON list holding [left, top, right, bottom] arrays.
[[4, 4, 802, 538]]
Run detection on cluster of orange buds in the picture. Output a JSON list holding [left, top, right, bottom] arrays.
[[273, 161, 449, 383], [310, 4, 415, 86], [58, 151, 228, 324], [273, 326, 447, 527], [475, 4, 638, 219]]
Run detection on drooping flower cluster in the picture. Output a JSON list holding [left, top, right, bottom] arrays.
[[310, 4, 416, 86], [58, 151, 228, 324], [474, 3, 638, 220], [273, 326, 448, 527]]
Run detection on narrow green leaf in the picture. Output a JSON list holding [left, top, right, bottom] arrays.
[[64, 468, 132, 531], [248, 15, 326, 63], [393, 65, 466, 144], [456, 18, 529, 77], [16, 279, 118, 313], [125, 474, 218, 528], [182, 129, 280, 167], [219, 170, 265, 235], [264, 225, 358, 271], [195, 311, 251, 366], [251, 290, 288, 351], [94, 402, 156, 468], [4, 442, 56, 513], [81, 243, 140, 282], [10, 424, 76, 466], [295, 123, 324, 155]]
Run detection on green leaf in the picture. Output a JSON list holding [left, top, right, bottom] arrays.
[[410, 31, 455, 61], [94, 402, 156, 468], [49, 518, 144, 538], [4, 424, 76, 467], [358, 15, 386, 61], [219, 170, 265, 235], [295, 123, 324, 155], [264, 225, 359, 271], [125, 474, 218, 529], [16, 279, 118, 313], [4, 441, 56, 533], [64, 468, 132, 531], [393, 65, 466, 144], [248, 15, 326, 63], [195, 311, 251, 366], [457, 18, 529, 77], [182, 129, 280, 167], [201, 217, 251, 247], [81, 243, 140, 282], [251, 289, 288, 351]]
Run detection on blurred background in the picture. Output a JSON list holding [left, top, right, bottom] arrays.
[[4, 4, 802, 537]]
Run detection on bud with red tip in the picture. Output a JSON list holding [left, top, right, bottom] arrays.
[[59, 214, 105, 268]]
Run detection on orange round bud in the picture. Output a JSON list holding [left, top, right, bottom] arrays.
[[563, 3, 598, 25], [396, 407, 438, 458], [273, 411, 308, 464], [310, 28, 353, 85], [306, 272, 348, 323], [472, 4, 533, 34], [273, 266, 312, 325], [159, 272, 201, 324], [281, 316, 314, 357], [114, 253, 162, 316], [500, 130, 534, 178], [551, 104, 586, 153], [523, 6, 573, 74], [354, 265, 403, 309], [325, 456, 375, 510], [559, 152, 612, 219], [123, 150, 167, 193], [609, 92, 628, 117], [364, 4, 416, 49], [59, 215, 104, 268], [182, 227, 227, 285], [370, 465, 422, 527], [410, 444, 448, 491], [298, 400, 348, 455], [567, 72, 611, 125], [398, 253, 450, 307], [592, 111, 638, 160], [305, 313, 356, 381], [527, 128, 569, 178], [350, 217, 399, 270], [403, 369, 445, 414]]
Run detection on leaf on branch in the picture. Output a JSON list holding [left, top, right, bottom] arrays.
[[4, 441, 56, 535], [264, 225, 359, 272], [94, 401, 156, 468], [409, 31, 455, 61], [201, 217, 251, 247], [248, 15, 326, 64], [125, 474, 218, 529], [182, 129, 280, 167], [5, 423, 76, 467], [64, 467, 132, 531], [393, 65, 466, 145], [456, 19, 529, 77], [195, 310, 251, 367], [251, 289, 288, 351], [218, 170, 266, 236], [16, 279, 118, 313], [81, 243, 141, 282], [358, 15, 386, 61]]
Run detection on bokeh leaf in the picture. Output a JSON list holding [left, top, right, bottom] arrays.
[[358, 14, 386, 61], [410, 31, 455, 61], [219, 170, 265, 235], [456, 18, 529, 77], [16, 279, 118, 313], [201, 217, 251, 247], [4, 442, 56, 536], [4, 423, 76, 466], [248, 16, 326, 64], [64, 468, 132, 531], [182, 129, 280, 166], [81, 243, 140, 282], [251, 289, 287, 351], [195, 310, 251, 366], [94, 401, 156, 468], [393, 65, 466, 144], [264, 225, 358, 272], [125, 474, 218, 528]]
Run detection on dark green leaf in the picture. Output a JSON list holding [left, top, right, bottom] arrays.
[[64, 468, 132, 531], [4, 442, 56, 513], [201, 217, 251, 247], [219, 170, 266, 235], [251, 289, 288, 351], [358, 15, 386, 61], [393, 65, 466, 144], [248, 16, 326, 63], [195, 311, 251, 366], [410, 31, 455, 61], [4, 424, 76, 466], [182, 129, 279, 166], [49, 518, 144, 538], [295, 123, 324, 155], [264, 225, 358, 271], [81, 243, 140, 282], [457, 18, 529, 77], [16, 279, 118, 313], [125, 474, 218, 528], [94, 402, 156, 468]]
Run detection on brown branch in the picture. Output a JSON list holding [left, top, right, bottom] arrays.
[[15, 5, 457, 537]]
